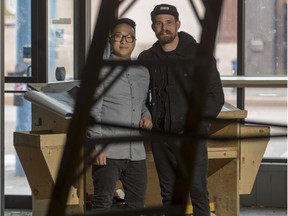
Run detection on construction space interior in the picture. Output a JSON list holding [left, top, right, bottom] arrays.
[[0, 0, 287, 216]]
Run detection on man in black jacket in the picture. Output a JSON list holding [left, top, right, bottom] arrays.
[[138, 4, 225, 216]]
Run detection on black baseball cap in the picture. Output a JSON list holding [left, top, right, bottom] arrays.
[[150, 4, 179, 22], [111, 18, 136, 32]]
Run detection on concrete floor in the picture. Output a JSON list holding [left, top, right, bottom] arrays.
[[4, 207, 288, 216]]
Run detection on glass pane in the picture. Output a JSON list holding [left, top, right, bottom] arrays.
[[223, 88, 237, 107], [5, 0, 32, 78], [245, 88, 287, 158], [48, 0, 74, 82], [4, 92, 31, 195], [216, 0, 237, 76], [245, 0, 287, 76], [215, 1, 237, 107], [217, 0, 238, 107], [245, 0, 287, 158], [4, 0, 32, 195]]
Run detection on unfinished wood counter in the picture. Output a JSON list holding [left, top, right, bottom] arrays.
[[14, 97, 269, 216]]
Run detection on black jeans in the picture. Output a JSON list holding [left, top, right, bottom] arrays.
[[92, 159, 147, 210], [151, 139, 210, 216]]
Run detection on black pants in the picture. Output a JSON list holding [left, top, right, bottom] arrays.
[[151, 139, 210, 216], [92, 159, 147, 210]]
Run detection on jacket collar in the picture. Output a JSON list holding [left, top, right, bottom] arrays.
[[109, 53, 131, 60]]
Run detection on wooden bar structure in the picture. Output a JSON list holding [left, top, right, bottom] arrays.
[[14, 83, 270, 215], [145, 102, 270, 216], [14, 131, 82, 215]]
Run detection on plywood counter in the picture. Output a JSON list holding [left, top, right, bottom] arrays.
[[14, 100, 269, 216]]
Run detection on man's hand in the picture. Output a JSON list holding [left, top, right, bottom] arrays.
[[91, 150, 107, 165], [139, 115, 153, 130]]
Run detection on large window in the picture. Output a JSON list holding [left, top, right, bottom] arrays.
[[244, 0, 287, 158], [4, 0, 76, 197], [2, 0, 287, 207]]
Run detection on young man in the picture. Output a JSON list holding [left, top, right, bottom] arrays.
[[138, 4, 225, 216], [88, 18, 152, 210]]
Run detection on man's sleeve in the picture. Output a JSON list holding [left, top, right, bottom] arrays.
[[204, 57, 225, 119], [87, 81, 104, 138]]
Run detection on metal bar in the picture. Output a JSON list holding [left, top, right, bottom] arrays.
[[237, 0, 245, 110], [47, 0, 119, 215], [31, 0, 48, 83], [118, 0, 137, 18], [170, 1, 224, 216], [4, 76, 35, 83], [188, 0, 204, 27], [221, 76, 288, 88], [74, 0, 91, 80]]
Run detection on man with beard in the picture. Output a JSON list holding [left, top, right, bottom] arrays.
[[138, 4, 224, 216]]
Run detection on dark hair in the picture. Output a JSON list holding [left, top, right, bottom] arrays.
[[111, 18, 136, 32], [151, 4, 179, 22]]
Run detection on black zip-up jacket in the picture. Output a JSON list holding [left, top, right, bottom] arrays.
[[138, 31, 225, 133]]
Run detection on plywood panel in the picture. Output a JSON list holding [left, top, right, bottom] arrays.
[[239, 125, 270, 194]]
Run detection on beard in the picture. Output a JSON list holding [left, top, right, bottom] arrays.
[[156, 30, 176, 44]]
